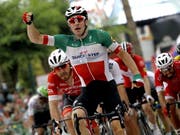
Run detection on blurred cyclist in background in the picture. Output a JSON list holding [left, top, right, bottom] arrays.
[[27, 86, 51, 135], [110, 41, 162, 135], [155, 52, 180, 135], [147, 70, 172, 135]]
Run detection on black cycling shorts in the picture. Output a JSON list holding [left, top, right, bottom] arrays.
[[73, 80, 122, 117], [33, 109, 51, 127], [126, 86, 145, 104], [63, 94, 78, 109]]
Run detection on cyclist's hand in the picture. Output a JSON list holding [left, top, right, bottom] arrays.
[[22, 12, 33, 25], [145, 95, 155, 103], [162, 107, 168, 117], [132, 74, 144, 88], [52, 120, 62, 135]]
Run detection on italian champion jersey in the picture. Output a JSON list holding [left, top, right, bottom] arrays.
[[48, 70, 81, 101], [44, 29, 120, 86], [155, 61, 180, 99]]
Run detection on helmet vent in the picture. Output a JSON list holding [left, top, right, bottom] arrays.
[[53, 56, 57, 63], [50, 59, 54, 64], [58, 55, 61, 63]]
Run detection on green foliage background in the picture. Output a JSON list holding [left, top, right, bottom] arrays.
[[0, 0, 69, 92]]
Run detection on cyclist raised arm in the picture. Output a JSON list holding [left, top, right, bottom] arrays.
[[22, 7, 141, 78], [155, 52, 180, 134]]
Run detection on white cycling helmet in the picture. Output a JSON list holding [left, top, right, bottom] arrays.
[[155, 53, 173, 69], [65, 6, 88, 20], [48, 49, 69, 68]]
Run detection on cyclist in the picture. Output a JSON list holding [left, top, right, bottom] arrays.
[[27, 86, 51, 135], [155, 52, 180, 135], [22, 6, 144, 135], [48, 49, 81, 135], [147, 70, 172, 135], [110, 41, 162, 135]]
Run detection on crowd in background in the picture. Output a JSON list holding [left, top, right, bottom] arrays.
[[0, 88, 32, 134]]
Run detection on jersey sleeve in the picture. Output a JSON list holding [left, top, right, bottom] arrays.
[[96, 29, 112, 48], [155, 70, 164, 92], [48, 73, 63, 101], [109, 59, 124, 85], [54, 34, 71, 52], [27, 98, 34, 116], [42, 34, 69, 52]]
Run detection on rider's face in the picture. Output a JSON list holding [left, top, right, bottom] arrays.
[[67, 15, 87, 37], [161, 65, 174, 78], [54, 63, 71, 81]]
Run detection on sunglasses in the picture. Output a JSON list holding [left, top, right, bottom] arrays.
[[55, 63, 69, 71], [160, 65, 173, 72], [68, 15, 86, 24]]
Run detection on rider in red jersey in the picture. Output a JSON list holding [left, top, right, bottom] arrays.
[[48, 49, 81, 135], [110, 41, 162, 135], [155, 52, 180, 134]]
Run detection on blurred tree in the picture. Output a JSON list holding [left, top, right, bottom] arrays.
[[0, 0, 69, 91], [121, 0, 142, 56]]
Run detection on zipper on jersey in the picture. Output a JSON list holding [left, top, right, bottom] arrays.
[[80, 39, 95, 80]]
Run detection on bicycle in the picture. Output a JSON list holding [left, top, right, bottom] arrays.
[[165, 100, 180, 135], [32, 118, 71, 135], [130, 100, 153, 135], [73, 103, 126, 135], [151, 101, 167, 135], [32, 122, 53, 135], [166, 101, 180, 117]]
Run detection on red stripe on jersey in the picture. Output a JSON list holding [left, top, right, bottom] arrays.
[[43, 35, 48, 45], [114, 46, 121, 54]]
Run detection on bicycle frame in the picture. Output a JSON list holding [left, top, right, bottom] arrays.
[[73, 104, 126, 135], [130, 101, 153, 135]]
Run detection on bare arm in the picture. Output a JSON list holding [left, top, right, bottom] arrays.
[[27, 23, 44, 44], [143, 76, 151, 95], [49, 100, 61, 121], [117, 84, 130, 106], [23, 12, 45, 44], [157, 91, 166, 108], [117, 50, 140, 75]]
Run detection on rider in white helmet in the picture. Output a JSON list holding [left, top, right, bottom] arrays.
[[155, 52, 180, 135], [48, 49, 81, 135]]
